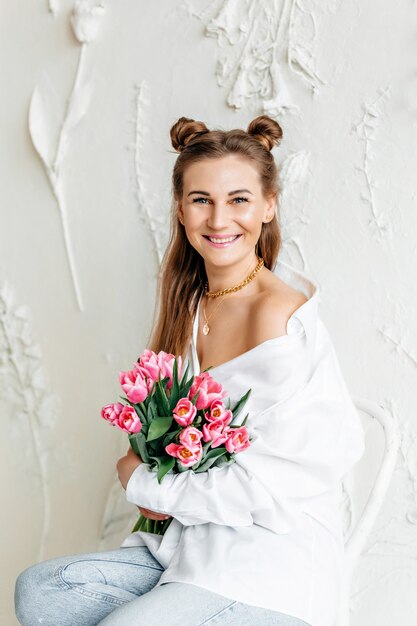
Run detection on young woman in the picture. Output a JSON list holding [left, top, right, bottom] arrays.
[[15, 115, 365, 626]]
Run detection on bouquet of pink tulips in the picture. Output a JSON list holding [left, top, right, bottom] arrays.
[[101, 349, 252, 536]]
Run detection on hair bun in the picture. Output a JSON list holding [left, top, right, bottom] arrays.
[[247, 115, 283, 151], [170, 116, 210, 152]]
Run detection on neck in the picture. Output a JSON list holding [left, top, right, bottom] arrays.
[[204, 253, 261, 296]]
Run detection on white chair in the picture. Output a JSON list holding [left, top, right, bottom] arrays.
[[336, 398, 400, 626]]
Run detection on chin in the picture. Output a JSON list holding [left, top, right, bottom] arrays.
[[204, 251, 254, 266]]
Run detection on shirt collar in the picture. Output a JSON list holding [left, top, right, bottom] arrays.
[[273, 258, 320, 362]]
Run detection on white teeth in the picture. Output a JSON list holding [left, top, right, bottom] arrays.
[[207, 235, 239, 243]]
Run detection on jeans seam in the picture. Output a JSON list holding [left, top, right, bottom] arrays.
[[54, 558, 162, 606], [54, 566, 126, 605], [198, 600, 238, 625]]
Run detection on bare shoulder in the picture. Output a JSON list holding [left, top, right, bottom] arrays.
[[250, 280, 308, 343]]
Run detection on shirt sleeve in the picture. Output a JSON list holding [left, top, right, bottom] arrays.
[[126, 458, 277, 528], [126, 321, 365, 533], [125, 366, 365, 532]]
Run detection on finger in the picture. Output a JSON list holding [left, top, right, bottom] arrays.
[[141, 511, 168, 520], [140, 512, 165, 520], [138, 507, 171, 520]]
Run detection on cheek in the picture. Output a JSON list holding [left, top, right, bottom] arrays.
[[185, 208, 205, 231], [235, 205, 263, 229], [184, 220, 197, 238], [182, 211, 205, 251]]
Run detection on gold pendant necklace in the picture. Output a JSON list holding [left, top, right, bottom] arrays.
[[202, 297, 225, 335]]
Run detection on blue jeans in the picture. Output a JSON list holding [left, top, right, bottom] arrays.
[[15, 545, 311, 625]]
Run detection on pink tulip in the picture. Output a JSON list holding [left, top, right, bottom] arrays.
[[224, 426, 250, 454], [101, 402, 124, 424], [173, 398, 197, 426], [119, 367, 149, 404], [117, 406, 143, 434], [202, 418, 228, 448], [137, 349, 161, 384], [157, 351, 182, 390], [189, 372, 227, 410], [179, 426, 203, 450], [165, 442, 202, 467], [136, 350, 182, 391], [204, 399, 233, 426]]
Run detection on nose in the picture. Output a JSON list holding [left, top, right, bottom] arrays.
[[206, 201, 230, 230]]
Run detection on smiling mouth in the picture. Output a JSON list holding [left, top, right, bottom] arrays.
[[203, 235, 242, 243]]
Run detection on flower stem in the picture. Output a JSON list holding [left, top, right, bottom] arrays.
[[131, 514, 174, 535]]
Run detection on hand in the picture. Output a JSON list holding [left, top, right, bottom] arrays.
[[116, 447, 143, 490], [116, 449, 172, 521], [137, 506, 172, 521]]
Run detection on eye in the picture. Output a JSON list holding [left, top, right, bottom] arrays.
[[191, 196, 250, 204], [192, 197, 209, 204], [232, 196, 249, 203]]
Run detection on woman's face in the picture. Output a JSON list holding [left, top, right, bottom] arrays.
[[177, 154, 276, 269]]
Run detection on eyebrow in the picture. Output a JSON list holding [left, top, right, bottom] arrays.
[[187, 189, 253, 197]]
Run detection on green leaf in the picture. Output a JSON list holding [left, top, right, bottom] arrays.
[[240, 412, 249, 427], [230, 388, 252, 423], [158, 375, 170, 392], [133, 403, 147, 422], [227, 415, 249, 429], [128, 433, 140, 456], [189, 388, 201, 406], [129, 431, 150, 463], [176, 460, 189, 473], [189, 441, 211, 470], [148, 400, 158, 422], [168, 388, 180, 412], [137, 431, 151, 462], [178, 376, 194, 400], [206, 445, 228, 459], [154, 381, 171, 416], [169, 360, 181, 411], [156, 456, 176, 483], [193, 414, 202, 427], [147, 437, 162, 456], [194, 446, 228, 473], [172, 358, 180, 392], [179, 360, 190, 387], [214, 455, 234, 468], [162, 427, 182, 448], [146, 416, 173, 442]]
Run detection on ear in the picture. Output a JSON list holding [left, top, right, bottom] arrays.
[[262, 193, 277, 223], [177, 202, 184, 225]]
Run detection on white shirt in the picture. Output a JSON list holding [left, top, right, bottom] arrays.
[[121, 258, 365, 626]]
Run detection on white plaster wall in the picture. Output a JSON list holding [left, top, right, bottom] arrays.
[[1, 1, 415, 624]]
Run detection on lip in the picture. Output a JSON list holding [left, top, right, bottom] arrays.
[[203, 234, 242, 239], [203, 234, 242, 248]]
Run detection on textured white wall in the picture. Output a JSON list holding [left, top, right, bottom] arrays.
[[1, 1, 416, 624]]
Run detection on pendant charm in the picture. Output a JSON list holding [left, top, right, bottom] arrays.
[[203, 323, 210, 335]]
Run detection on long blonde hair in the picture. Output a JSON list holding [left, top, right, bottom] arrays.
[[147, 115, 284, 361]]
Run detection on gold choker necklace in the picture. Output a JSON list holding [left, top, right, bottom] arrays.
[[204, 256, 264, 298], [201, 257, 264, 335]]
